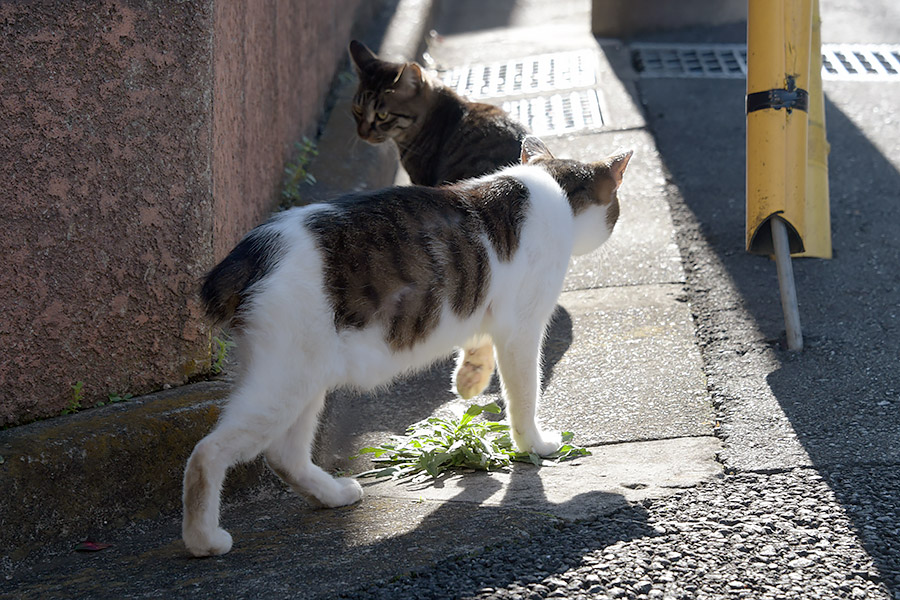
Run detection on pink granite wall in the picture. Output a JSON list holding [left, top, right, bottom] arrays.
[[0, 0, 368, 425], [212, 0, 367, 258]]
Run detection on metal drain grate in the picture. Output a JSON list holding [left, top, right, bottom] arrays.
[[632, 43, 747, 78], [632, 43, 900, 81], [823, 44, 900, 78], [438, 50, 598, 100], [501, 89, 605, 137], [435, 50, 607, 135]]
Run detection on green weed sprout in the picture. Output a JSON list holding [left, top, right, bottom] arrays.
[[62, 381, 84, 415], [281, 137, 318, 208], [353, 402, 590, 480], [211, 335, 235, 374]]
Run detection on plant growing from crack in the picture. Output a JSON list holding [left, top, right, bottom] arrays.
[[62, 381, 84, 415], [211, 334, 236, 375], [280, 136, 318, 208], [353, 402, 590, 480]]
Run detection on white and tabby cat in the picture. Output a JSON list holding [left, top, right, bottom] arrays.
[[182, 137, 632, 556]]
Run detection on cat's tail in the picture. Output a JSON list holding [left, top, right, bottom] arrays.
[[200, 227, 283, 325]]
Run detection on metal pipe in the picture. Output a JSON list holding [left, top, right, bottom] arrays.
[[772, 216, 804, 351]]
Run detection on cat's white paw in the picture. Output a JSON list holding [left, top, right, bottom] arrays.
[[454, 345, 495, 399], [516, 430, 562, 457], [183, 526, 233, 557], [318, 476, 364, 508]]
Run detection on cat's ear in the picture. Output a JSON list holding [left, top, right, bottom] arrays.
[[520, 136, 554, 164], [391, 63, 424, 98], [602, 150, 633, 189], [349, 40, 378, 74]]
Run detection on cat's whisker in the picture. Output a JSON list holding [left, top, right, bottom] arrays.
[[345, 131, 360, 152]]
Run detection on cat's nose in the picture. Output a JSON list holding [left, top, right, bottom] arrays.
[[358, 124, 383, 143]]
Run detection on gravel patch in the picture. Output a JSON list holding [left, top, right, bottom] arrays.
[[343, 469, 897, 600]]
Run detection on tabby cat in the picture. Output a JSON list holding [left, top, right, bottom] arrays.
[[182, 136, 632, 556], [349, 39, 531, 401]]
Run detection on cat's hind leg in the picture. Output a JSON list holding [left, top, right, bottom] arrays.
[[453, 335, 496, 399], [182, 382, 305, 557], [182, 430, 237, 557], [493, 329, 561, 456], [264, 392, 363, 509]]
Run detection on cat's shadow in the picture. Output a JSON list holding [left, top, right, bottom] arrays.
[[315, 306, 574, 472], [331, 463, 652, 596]]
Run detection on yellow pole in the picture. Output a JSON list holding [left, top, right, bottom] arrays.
[[746, 0, 812, 255], [800, 0, 832, 258], [747, 0, 813, 350]]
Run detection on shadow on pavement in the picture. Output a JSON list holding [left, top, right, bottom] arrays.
[[335, 469, 652, 600], [431, 0, 518, 35], [0, 472, 648, 600], [604, 22, 900, 594]]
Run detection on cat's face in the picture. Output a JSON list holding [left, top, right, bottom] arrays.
[[521, 136, 632, 254], [348, 40, 425, 144], [521, 136, 630, 221]]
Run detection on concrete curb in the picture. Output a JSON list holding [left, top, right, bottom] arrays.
[[0, 382, 239, 559], [0, 0, 436, 562]]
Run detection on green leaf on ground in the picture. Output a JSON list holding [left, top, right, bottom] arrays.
[[352, 402, 591, 480]]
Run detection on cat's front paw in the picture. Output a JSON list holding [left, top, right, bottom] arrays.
[[318, 477, 364, 508], [183, 526, 233, 557], [516, 430, 562, 457], [455, 364, 493, 399], [454, 345, 495, 399]]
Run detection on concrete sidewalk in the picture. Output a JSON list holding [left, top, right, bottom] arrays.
[[1, 1, 724, 597]]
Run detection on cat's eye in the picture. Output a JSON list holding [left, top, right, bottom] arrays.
[[376, 111, 389, 120], [351, 105, 363, 116]]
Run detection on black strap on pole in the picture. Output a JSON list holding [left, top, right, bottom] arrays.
[[746, 75, 809, 114]]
